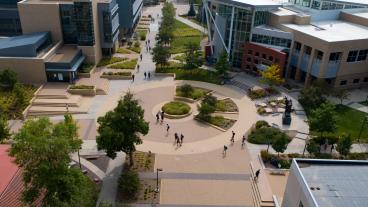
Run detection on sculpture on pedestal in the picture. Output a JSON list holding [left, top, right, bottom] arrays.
[[282, 96, 292, 125]]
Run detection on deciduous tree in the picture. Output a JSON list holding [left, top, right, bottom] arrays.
[[309, 101, 337, 137], [152, 44, 171, 67], [0, 116, 10, 142], [261, 64, 284, 88], [184, 42, 203, 69], [336, 133, 353, 157], [272, 134, 289, 156], [97, 92, 149, 166], [215, 50, 230, 81]]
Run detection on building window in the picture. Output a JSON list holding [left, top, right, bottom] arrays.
[[246, 65, 250, 69], [347, 50, 359, 62], [294, 42, 302, 51], [247, 58, 251, 62], [275, 58, 279, 63], [248, 50, 252, 54], [304, 45, 312, 55], [262, 54, 266, 59], [254, 59, 259, 64], [269, 56, 274, 61], [340, 80, 347, 85], [316, 50, 324, 60], [353, 78, 360, 83], [255, 52, 259, 57], [364, 77, 368, 82], [357, 50, 368, 61]]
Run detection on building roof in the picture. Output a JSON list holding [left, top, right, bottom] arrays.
[[217, 0, 282, 8], [282, 20, 368, 42], [330, 0, 368, 6], [0, 145, 18, 195], [295, 159, 368, 207], [0, 32, 50, 57], [0, 145, 42, 207]]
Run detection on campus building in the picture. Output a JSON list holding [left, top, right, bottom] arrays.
[[203, 0, 368, 88], [282, 159, 368, 207], [0, 0, 22, 36], [0, 0, 120, 83], [117, 0, 144, 36]]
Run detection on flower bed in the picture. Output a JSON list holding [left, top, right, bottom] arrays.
[[101, 71, 132, 80], [247, 87, 280, 100], [216, 98, 238, 112], [175, 85, 210, 101], [68, 85, 96, 96], [162, 101, 191, 118], [97, 57, 127, 67], [195, 115, 236, 131]]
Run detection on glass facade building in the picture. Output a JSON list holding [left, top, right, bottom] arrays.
[[60, 4, 78, 44], [289, 0, 367, 10], [0, 0, 22, 36], [74, 1, 95, 46], [251, 34, 292, 48]]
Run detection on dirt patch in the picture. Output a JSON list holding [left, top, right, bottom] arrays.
[[126, 151, 155, 172]]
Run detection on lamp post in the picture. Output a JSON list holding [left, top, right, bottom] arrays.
[[358, 115, 368, 143], [77, 148, 82, 169], [155, 168, 163, 193]]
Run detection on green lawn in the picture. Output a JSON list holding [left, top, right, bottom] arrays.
[[171, 19, 204, 54], [97, 57, 127, 67], [176, 86, 210, 100], [334, 104, 368, 140], [109, 59, 138, 69], [116, 48, 132, 54], [162, 101, 191, 115], [156, 62, 221, 84]]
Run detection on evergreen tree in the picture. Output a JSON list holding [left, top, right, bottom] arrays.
[[215, 50, 230, 81], [152, 44, 171, 67]]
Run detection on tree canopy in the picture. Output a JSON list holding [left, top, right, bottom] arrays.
[[152, 44, 171, 67], [309, 101, 337, 137], [97, 92, 149, 165], [0, 116, 10, 142], [184, 42, 203, 69], [9, 115, 97, 206], [0, 69, 18, 90], [272, 134, 289, 156], [336, 133, 353, 157], [298, 85, 326, 112], [215, 50, 230, 81], [261, 64, 284, 87]]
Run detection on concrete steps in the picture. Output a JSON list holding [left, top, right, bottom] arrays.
[[27, 106, 88, 117], [250, 163, 275, 207], [35, 93, 70, 99], [32, 96, 81, 107]]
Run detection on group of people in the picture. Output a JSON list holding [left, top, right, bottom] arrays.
[[174, 132, 185, 147], [156, 111, 165, 123], [222, 131, 248, 157], [145, 39, 152, 53]]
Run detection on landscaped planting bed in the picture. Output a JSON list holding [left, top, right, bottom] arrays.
[[97, 57, 127, 67], [0, 85, 36, 119], [109, 58, 138, 69], [68, 85, 96, 96], [171, 19, 204, 54], [207, 115, 236, 130], [116, 48, 132, 54], [126, 151, 155, 172], [248, 125, 291, 145], [101, 71, 132, 80], [216, 98, 238, 112], [162, 101, 191, 115], [137, 30, 148, 41], [176, 85, 210, 100], [80, 63, 95, 73]]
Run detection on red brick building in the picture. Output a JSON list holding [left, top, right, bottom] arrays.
[[242, 42, 288, 75]]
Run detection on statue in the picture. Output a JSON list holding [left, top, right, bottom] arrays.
[[282, 96, 292, 125]]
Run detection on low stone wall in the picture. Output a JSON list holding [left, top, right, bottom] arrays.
[[164, 109, 192, 119], [100, 75, 131, 80], [78, 65, 96, 78], [67, 86, 96, 96]]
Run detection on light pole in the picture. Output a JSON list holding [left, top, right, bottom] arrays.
[[78, 147, 82, 169], [358, 115, 368, 143], [155, 168, 163, 193]]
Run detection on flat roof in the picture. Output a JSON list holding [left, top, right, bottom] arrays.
[[283, 20, 368, 42], [332, 0, 368, 6], [295, 159, 368, 207], [0, 145, 19, 195], [47, 45, 79, 63], [216, 0, 282, 8]]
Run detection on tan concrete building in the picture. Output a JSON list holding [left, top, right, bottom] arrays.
[[0, 0, 120, 83], [282, 159, 368, 207]]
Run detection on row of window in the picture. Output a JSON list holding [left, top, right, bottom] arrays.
[[340, 77, 368, 85], [246, 51, 279, 63], [347, 50, 368, 62], [251, 34, 292, 48]]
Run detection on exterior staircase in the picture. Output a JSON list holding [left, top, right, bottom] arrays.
[[250, 162, 277, 207]]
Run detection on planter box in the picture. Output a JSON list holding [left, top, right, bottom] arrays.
[[78, 66, 96, 78], [67, 86, 96, 96], [100, 75, 131, 80], [194, 116, 227, 132]]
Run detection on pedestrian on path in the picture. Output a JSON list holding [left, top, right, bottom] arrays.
[[144, 72, 147, 79], [176, 136, 181, 147], [230, 131, 235, 144], [255, 169, 261, 181], [223, 145, 228, 157], [241, 135, 246, 148], [149, 46, 152, 51], [166, 124, 170, 132], [137, 64, 140, 72], [131, 74, 135, 82], [140, 54, 143, 60], [174, 132, 179, 144], [148, 39, 150, 44], [180, 134, 184, 146], [148, 72, 151, 79], [156, 112, 160, 123], [160, 111, 164, 124]]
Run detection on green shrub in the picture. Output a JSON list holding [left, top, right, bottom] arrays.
[[260, 150, 272, 162], [255, 120, 270, 129], [0, 69, 18, 90], [257, 107, 266, 115], [137, 30, 148, 41], [118, 170, 140, 199], [134, 41, 140, 48], [314, 153, 333, 159], [103, 71, 131, 76], [248, 89, 267, 100], [109, 59, 138, 69], [69, 85, 94, 90], [248, 127, 290, 145], [97, 57, 127, 67], [347, 153, 368, 160], [176, 86, 209, 100], [162, 101, 191, 115], [179, 84, 193, 97], [80, 63, 94, 73]]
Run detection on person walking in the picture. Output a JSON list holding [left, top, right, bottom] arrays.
[[131, 74, 135, 82], [241, 135, 246, 148], [230, 131, 235, 144], [255, 169, 261, 181], [140, 54, 143, 60], [174, 133, 179, 144], [166, 124, 170, 132], [156, 112, 160, 123], [144, 72, 147, 79], [148, 39, 150, 44], [148, 72, 151, 79], [223, 145, 228, 157], [176, 136, 181, 147], [180, 134, 184, 146], [137, 64, 140, 72], [161, 111, 164, 123]]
